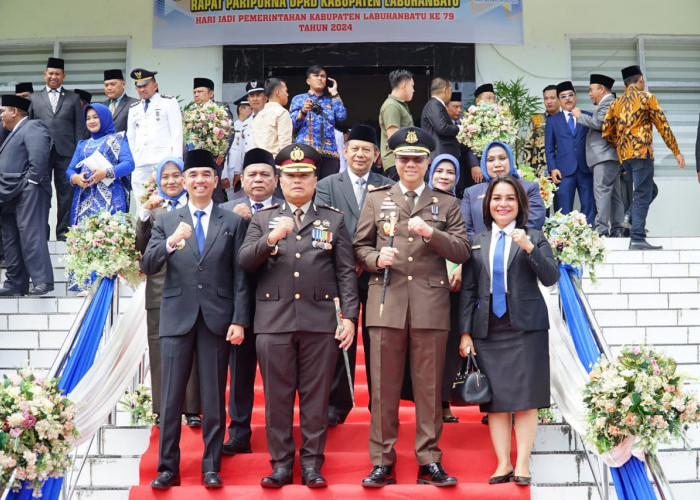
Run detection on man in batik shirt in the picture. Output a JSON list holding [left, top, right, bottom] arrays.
[[522, 85, 560, 178]]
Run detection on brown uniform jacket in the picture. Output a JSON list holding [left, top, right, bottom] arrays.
[[135, 205, 167, 310], [353, 183, 471, 330], [238, 202, 359, 334]]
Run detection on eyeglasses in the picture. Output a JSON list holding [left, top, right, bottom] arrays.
[[559, 92, 575, 99]]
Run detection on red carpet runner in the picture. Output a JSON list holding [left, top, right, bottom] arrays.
[[130, 333, 530, 500]]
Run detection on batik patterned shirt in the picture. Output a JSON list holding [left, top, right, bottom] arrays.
[[289, 91, 347, 158], [602, 86, 680, 163]]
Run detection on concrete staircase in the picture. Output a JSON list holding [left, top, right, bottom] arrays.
[[2, 238, 700, 499], [532, 237, 700, 499]]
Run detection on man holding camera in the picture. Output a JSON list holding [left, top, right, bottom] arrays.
[[289, 65, 347, 179]]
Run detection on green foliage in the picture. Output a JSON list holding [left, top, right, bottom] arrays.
[[494, 78, 543, 161]]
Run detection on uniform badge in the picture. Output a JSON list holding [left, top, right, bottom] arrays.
[[432, 197, 439, 204], [379, 213, 385, 219], [405, 130, 418, 143], [133, 70, 142, 79], [431, 205, 439, 221], [312, 229, 333, 250], [368, 184, 376, 191], [155, 109, 160, 121], [313, 220, 323, 227], [268, 216, 281, 230], [290, 146, 305, 162], [322, 220, 330, 227]]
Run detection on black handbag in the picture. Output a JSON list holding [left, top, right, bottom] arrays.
[[450, 353, 492, 406]]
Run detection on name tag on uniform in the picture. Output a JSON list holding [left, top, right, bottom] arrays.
[[471, 245, 481, 250], [477, 194, 485, 199]]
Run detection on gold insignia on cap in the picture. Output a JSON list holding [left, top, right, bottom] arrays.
[[290, 146, 304, 162], [134, 71, 142, 79], [406, 130, 418, 144]]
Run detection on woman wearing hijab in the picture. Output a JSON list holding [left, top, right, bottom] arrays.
[[135, 156, 202, 428], [459, 141, 545, 238], [66, 103, 135, 292], [67, 103, 134, 223]]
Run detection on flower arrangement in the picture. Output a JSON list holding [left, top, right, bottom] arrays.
[[64, 210, 143, 289], [457, 101, 518, 155], [518, 163, 557, 209], [139, 169, 158, 205], [543, 210, 606, 282], [118, 385, 154, 425], [583, 345, 700, 456], [182, 101, 232, 156], [0, 366, 79, 497]]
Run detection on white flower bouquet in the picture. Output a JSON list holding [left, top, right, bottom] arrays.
[[0, 366, 79, 497], [182, 101, 232, 157], [543, 210, 606, 282], [64, 210, 144, 289], [518, 163, 557, 209], [457, 101, 518, 155], [583, 346, 700, 456]]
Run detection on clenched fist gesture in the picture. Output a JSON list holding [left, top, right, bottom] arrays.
[[168, 221, 192, 249]]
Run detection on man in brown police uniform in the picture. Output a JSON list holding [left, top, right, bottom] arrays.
[[238, 143, 359, 488], [354, 126, 470, 487]]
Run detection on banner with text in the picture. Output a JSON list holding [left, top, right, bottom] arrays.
[[153, 0, 523, 47]]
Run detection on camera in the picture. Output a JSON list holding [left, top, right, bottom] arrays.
[[310, 101, 324, 115]]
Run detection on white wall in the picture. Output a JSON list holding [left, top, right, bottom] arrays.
[[0, 0, 223, 105]]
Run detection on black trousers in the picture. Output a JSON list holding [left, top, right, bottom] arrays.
[[1, 183, 53, 292], [50, 150, 72, 239], [227, 325, 257, 443], [158, 311, 230, 473], [328, 283, 368, 417]]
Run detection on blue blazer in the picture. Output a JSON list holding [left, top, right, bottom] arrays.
[[460, 180, 546, 238], [545, 111, 590, 177]]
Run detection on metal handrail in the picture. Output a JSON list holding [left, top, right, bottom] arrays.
[[568, 272, 675, 500]]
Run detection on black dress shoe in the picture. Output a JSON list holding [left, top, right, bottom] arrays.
[[261, 468, 293, 488], [328, 412, 345, 427], [222, 438, 252, 455], [185, 414, 202, 427], [442, 415, 459, 423], [610, 229, 626, 238], [361, 465, 396, 488], [28, 283, 54, 296], [417, 462, 458, 486], [153, 414, 160, 427], [489, 470, 514, 484], [150, 471, 180, 489], [629, 240, 663, 251], [513, 475, 532, 486], [202, 471, 223, 489], [0, 288, 24, 297], [301, 467, 327, 488]]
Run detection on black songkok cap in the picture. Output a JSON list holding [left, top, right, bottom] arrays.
[[621, 65, 643, 80], [74, 89, 92, 104], [246, 80, 265, 94], [387, 126, 435, 156], [183, 149, 216, 171], [556, 81, 575, 95], [1, 95, 31, 112], [243, 148, 276, 170], [590, 74, 615, 90], [194, 78, 214, 90], [347, 124, 378, 147], [46, 57, 64, 70], [474, 83, 494, 97], [104, 69, 124, 81], [450, 91, 462, 102], [15, 82, 34, 94]]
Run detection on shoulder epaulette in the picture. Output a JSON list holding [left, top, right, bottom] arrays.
[[368, 184, 392, 192], [161, 94, 175, 99], [321, 205, 344, 214], [432, 187, 455, 197], [130, 100, 140, 107], [258, 203, 279, 212]]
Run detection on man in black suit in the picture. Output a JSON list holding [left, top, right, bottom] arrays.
[[420, 77, 460, 160], [446, 91, 481, 197], [0, 95, 54, 296], [219, 148, 282, 456], [102, 69, 138, 133], [28, 57, 87, 240], [315, 124, 394, 425], [239, 143, 359, 489], [142, 149, 250, 490]]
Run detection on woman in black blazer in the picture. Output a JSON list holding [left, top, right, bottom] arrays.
[[459, 175, 559, 486]]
